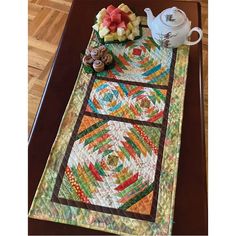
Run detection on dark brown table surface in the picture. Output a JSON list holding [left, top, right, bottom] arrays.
[[28, 0, 208, 235]]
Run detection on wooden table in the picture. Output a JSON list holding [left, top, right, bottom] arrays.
[[28, 0, 208, 234]]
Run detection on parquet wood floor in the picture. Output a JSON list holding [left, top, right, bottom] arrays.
[[28, 0, 208, 159]]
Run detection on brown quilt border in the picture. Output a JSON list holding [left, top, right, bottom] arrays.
[[51, 46, 177, 222]]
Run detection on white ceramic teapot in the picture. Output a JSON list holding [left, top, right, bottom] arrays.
[[144, 6, 203, 48]]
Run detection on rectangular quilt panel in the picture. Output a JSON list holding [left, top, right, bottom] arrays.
[[29, 20, 189, 235]]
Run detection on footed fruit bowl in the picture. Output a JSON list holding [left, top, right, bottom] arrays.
[[92, 3, 142, 44]]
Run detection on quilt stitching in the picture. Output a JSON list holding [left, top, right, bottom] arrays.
[[29, 23, 190, 236]]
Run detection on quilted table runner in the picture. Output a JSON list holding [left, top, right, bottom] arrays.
[[29, 18, 190, 235]]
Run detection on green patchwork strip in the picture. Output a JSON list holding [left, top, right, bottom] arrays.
[[83, 163, 99, 187], [93, 138, 112, 152], [154, 89, 166, 101], [116, 178, 143, 198], [115, 170, 133, 184], [84, 129, 109, 146], [76, 120, 107, 140], [119, 146, 131, 161], [131, 127, 153, 154], [71, 167, 93, 198], [58, 175, 80, 201], [119, 183, 154, 210], [102, 149, 113, 157], [95, 162, 106, 176], [125, 137, 141, 157], [114, 164, 123, 173]]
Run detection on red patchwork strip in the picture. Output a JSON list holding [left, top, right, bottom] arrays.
[[115, 173, 139, 191], [98, 143, 112, 154], [115, 64, 123, 73], [121, 140, 136, 159], [118, 54, 130, 67], [133, 48, 142, 56], [108, 70, 116, 78], [128, 86, 142, 96], [87, 133, 110, 150], [89, 163, 103, 181], [65, 166, 90, 203], [148, 111, 164, 122]]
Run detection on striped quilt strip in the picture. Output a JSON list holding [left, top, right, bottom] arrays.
[[29, 20, 190, 236]]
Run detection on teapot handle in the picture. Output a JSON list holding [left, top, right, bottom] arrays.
[[184, 27, 203, 46]]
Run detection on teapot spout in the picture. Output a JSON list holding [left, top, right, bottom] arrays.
[[144, 8, 155, 29]]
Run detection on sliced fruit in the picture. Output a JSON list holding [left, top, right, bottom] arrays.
[[136, 16, 141, 23], [97, 18, 103, 24], [120, 11, 130, 24], [127, 33, 135, 40], [117, 27, 125, 36], [109, 22, 117, 33], [129, 13, 136, 21], [132, 17, 141, 27], [117, 21, 126, 29], [99, 23, 105, 30], [104, 34, 114, 42], [118, 35, 127, 42], [92, 23, 99, 31], [99, 26, 110, 38], [96, 8, 107, 20], [110, 8, 122, 15], [121, 5, 132, 14], [111, 13, 121, 24], [111, 32, 118, 40], [103, 17, 111, 27], [118, 3, 125, 9], [96, 4, 138, 42], [133, 27, 140, 37], [125, 29, 131, 37], [103, 13, 111, 21], [127, 22, 134, 31], [107, 5, 116, 14]]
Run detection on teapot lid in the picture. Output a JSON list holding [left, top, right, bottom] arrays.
[[160, 7, 187, 27]]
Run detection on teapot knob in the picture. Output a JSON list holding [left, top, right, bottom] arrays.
[[171, 7, 178, 13]]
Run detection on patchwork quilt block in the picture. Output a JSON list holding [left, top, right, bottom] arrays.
[[97, 32, 172, 86], [29, 21, 190, 235], [86, 79, 167, 123], [56, 115, 161, 217]]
